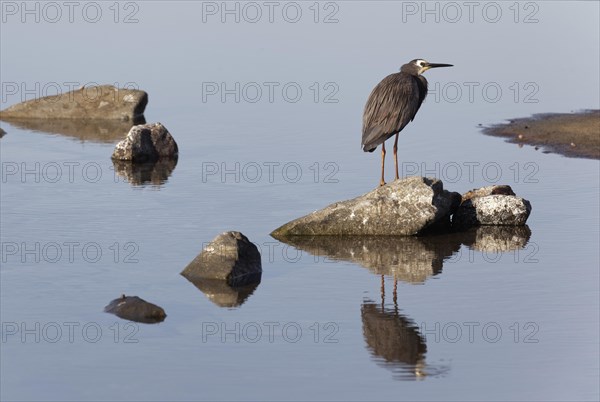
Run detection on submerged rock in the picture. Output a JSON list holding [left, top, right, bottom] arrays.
[[482, 110, 600, 159], [111, 122, 178, 162], [271, 177, 461, 236], [181, 231, 262, 287], [454, 185, 531, 227], [0, 127, 5, 138], [0, 85, 147, 121], [104, 295, 166, 324]]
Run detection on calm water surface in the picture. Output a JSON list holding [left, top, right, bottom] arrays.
[[1, 2, 599, 401]]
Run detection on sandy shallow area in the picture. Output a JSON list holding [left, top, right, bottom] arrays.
[[483, 110, 599, 159]]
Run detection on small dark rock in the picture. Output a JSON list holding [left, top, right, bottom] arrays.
[[181, 231, 262, 287], [112, 122, 178, 162], [104, 295, 166, 324], [461, 185, 516, 202]]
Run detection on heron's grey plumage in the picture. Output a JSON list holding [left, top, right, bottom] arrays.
[[361, 72, 427, 152]]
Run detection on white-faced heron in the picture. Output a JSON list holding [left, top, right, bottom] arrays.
[[362, 59, 453, 186]]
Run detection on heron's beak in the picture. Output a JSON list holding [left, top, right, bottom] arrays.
[[424, 63, 453, 71]]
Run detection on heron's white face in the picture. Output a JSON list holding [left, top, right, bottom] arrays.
[[414, 59, 430, 74]]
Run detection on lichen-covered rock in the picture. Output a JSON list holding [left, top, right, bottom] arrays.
[[104, 295, 166, 324], [454, 185, 532, 227], [111, 122, 178, 162], [0, 85, 147, 121], [271, 177, 461, 236], [181, 231, 262, 287]]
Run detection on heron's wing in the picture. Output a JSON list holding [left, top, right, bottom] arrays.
[[361, 73, 421, 151], [413, 75, 428, 121]]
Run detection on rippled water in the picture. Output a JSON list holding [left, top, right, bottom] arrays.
[[1, 2, 599, 401]]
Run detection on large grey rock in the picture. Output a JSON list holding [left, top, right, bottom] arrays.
[[104, 295, 166, 324], [454, 185, 531, 227], [181, 232, 262, 287], [111, 122, 178, 162], [0, 85, 147, 121], [271, 177, 461, 236]]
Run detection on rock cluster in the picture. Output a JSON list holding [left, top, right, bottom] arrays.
[[272, 178, 531, 237]]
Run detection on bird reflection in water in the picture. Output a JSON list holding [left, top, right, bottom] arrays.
[[362, 277, 452, 380], [361, 287, 428, 380]]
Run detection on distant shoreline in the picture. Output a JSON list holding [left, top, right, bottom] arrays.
[[483, 110, 599, 160]]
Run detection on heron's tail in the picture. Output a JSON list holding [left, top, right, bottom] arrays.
[[362, 125, 389, 153], [362, 144, 376, 152]]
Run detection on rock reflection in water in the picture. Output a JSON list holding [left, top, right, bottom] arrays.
[[361, 299, 427, 379], [273, 234, 464, 283], [182, 277, 261, 308], [273, 225, 531, 283], [1, 116, 145, 143], [463, 225, 532, 252], [112, 159, 177, 186]]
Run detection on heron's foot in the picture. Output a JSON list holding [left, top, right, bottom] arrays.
[[379, 180, 386, 187]]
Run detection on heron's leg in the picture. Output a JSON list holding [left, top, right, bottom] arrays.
[[380, 274, 385, 309], [380, 143, 386, 186], [393, 275, 398, 305], [393, 133, 400, 181]]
